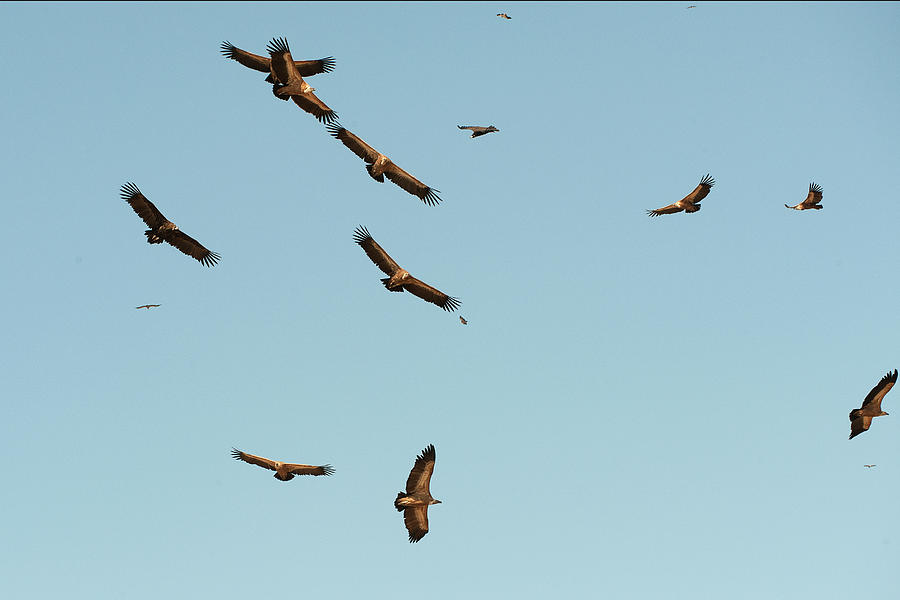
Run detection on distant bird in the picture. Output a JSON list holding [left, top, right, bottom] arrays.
[[353, 226, 461, 312], [121, 182, 220, 267], [328, 125, 441, 206], [785, 182, 823, 210], [458, 125, 499, 138], [497, 13, 511, 19], [220, 40, 335, 81], [394, 444, 441, 543], [687, 5, 697, 8], [266, 37, 338, 124], [864, 464, 876, 468], [460, 316, 468, 325], [646, 174, 715, 217], [135, 304, 161, 310], [230, 448, 334, 481], [849, 369, 897, 439]]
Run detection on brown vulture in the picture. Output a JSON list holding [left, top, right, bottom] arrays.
[[460, 316, 468, 325], [121, 182, 220, 267], [220, 40, 335, 81], [327, 125, 441, 206], [265, 37, 338, 125], [785, 182, 823, 210], [497, 13, 511, 19], [646, 174, 715, 217], [849, 369, 897, 439], [458, 125, 499, 138], [230, 448, 334, 481], [864, 464, 876, 468], [135, 304, 161, 310], [353, 227, 461, 312], [394, 444, 440, 543]]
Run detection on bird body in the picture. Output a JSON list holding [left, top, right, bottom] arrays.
[[646, 174, 715, 217], [265, 37, 338, 124], [849, 369, 897, 439], [460, 316, 467, 325], [785, 182, 823, 210], [231, 448, 334, 481], [497, 13, 511, 19], [458, 125, 499, 138], [394, 444, 440, 542]]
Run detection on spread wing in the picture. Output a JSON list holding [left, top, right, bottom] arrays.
[[860, 369, 898, 412], [681, 173, 715, 204], [290, 93, 339, 125], [121, 182, 168, 228], [222, 41, 335, 78], [231, 448, 278, 472], [284, 463, 335, 477], [266, 37, 296, 85], [383, 162, 442, 206], [406, 444, 436, 495], [646, 203, 684, 217], [458, 125, 480, 132], [403, 277, 461, 312], [403, 505, 430, 543], [353, 226, 401, 276], [327, 125, 381, 164], [164, 230, 220, 267], [802, 182, 823, 207], [850, 415, 872, 439]]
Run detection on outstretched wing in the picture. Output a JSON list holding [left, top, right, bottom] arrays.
[[222, 41, 335, 78], [266, 37, 296, 85], [353, 226, 401, 276], [681, 173, 715, 204], [860, 369, 898, 412], [327, 125, 381, 164], [406, 444, 436, 495], [802, 182, 823, 207], [403, 277, 461, 312], [231, 448, 278, 472], [458, 125, 479, 131], [121, 182, 168, 228], [403, 505, 430, 543], [165, 230, 220, 267], [290, 94, 339, 125], [646, 203, 684, 217], [383, 162, 442, 206], [284, 463, 335, 477], [291, 56, 336, 77]]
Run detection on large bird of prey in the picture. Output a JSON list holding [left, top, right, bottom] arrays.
[[458, 125, 499, 138], [497, 13, 511, 19], [646, 174, 715, 217], [220, 40, 335, 82], [394, 444, 441, 543], [265, 37, 338, 125], [327, 124, 442, 206], [230, 448, 334, 481], [121, 182, 220, 267], [849, 369, 897, 439], [135, 304, 161, 310], [353, 227, 461, 312], [785, 182, 823, 210]]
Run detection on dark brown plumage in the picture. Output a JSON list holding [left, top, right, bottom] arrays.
[[458, 125, 499, 138], [135, 304, 161, 310], [220, 40, 335, 81], [265, 37, 338, 125], [849, 369, 897, 439], [121, 182, 220, 267], [327, 124, 441, 206], [646, 174, 715, 217], [785, 182, 823, 210], [460, 316, 468, 325], [497, 13, 511, 19], [231, 448, 334, 481], [353, 227, 461, 312], [394, 444, 440, 543]]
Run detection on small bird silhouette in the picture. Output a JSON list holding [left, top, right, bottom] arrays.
[[135, 304, 161, 310], [864, 464, 876, 468], [459, 316, 467, 325], [497, 13, 511, 20]]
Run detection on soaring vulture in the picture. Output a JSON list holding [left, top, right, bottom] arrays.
[[265, 37, 338, 125], [230, 448, 334, 481], [460, 316, 468, 325], [849, 369, 897, 439], [864, 464, 876, 468], [646, 174, 715, 217], [785, 182, 823, 210], [353, 226, 461, 312], [220, 40, 335, 81], [458, 125, 499, 138], [135, 304, 161, 310], [497, 13, 512, 19], [327, 124, 441, 206], [121, 182, 220, 267], [394, 444, 441, 543]]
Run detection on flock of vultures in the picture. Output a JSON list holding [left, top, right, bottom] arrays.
[[121, 19, 893, 543]]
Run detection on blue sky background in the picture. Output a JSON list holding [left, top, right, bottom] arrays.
[[2, 2, 899, 598]]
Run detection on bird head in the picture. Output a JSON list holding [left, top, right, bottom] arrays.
[[431, 499, 442, 505]]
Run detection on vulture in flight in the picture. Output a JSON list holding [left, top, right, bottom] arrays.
[[121, 182, 220, 267], [230, 448, 334, 481], [265, 37, 338, 125], [220, 40, 335, 81], [327, 124, 441, 206], [497, 13, 512, 19], [864, 464, 876, 468], [460, 316, 468, 325], [849, 369, 897, 439], [646, 174, 715, 217], [135, 304, 161, 310], [395, 444, 441, 543], [785, 182, 823, 210], [353, 227, 461, 312], [458, 125, 499, 138]]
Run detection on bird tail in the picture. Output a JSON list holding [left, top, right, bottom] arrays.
[[381, 278, 404, 292], [812, 205, 823, 210], [394, 492, 409, 511], [365, 164, 385, 183], [144, 230, 164, 244], [784, 204, 795, 209]]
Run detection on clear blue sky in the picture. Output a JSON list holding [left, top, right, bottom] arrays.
[[2, 2, 899, 598]]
